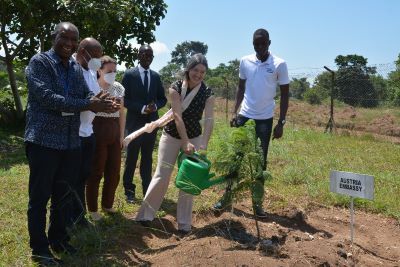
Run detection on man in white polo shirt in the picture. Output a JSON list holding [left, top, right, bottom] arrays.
[[69, 37, 103, 226], [214, 28, 289, 217]]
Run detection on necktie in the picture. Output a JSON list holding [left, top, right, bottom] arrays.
[[144, 70, 149, 92]]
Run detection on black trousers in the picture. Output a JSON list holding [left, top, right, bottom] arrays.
[[68, 134, 95, 226], [236, 115, 273, 170], [222, 115, 273, 207], [123, 128, 158, 197], [26, 142, 80, 254]]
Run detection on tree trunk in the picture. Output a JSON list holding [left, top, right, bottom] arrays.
[[5, 58, 24, 119]]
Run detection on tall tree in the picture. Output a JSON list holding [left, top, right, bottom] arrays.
[[205, 60, 239, 100], [170, 41, 208, 67], [312, 71, 332, 99], [0, 0, 59, 118], [335, 54, 378, 107], [210, 60, 239, 78], [387, 53, 400, 106], [290, 77, 310, 99], [206, 76, 226, 97], [159, 63, 181, 88], [64, 0, 167, 68], [370, 74, 389, 102], [0, 0, 167, 119]]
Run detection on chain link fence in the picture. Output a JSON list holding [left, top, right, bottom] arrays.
[[213, 62, 400, 141]]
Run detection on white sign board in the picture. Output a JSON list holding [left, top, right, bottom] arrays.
[[330, 170, 374, 200]]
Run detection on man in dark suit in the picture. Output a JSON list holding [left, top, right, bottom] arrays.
[[122, 44, 167, 203]]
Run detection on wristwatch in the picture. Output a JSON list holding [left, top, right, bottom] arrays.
[[278, 119, 286, 126]]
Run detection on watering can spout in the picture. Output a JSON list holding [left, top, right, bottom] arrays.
[[204, 175, 226, 188]]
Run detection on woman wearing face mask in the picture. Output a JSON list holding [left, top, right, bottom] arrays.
[[86, 55, 126, 221], [135, 53, 215, 234]]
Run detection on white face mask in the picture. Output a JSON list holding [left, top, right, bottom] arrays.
[[103, 72, 116, 85], [88, 58, 101, 72], [84, 49, 101, 71]]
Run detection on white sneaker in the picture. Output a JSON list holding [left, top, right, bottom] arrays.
[[89, 212, 103, 221], [102, 207, 117, 213]]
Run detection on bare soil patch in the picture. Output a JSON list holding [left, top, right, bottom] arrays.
[[116, 202, 400, 266]]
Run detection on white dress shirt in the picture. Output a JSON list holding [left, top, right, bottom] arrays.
[[138, 64, 157, 114], [138, 64, 151, 91], [79, 68, 101, 137]]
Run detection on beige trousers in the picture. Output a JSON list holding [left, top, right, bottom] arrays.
[[135, 131, 202, 231]]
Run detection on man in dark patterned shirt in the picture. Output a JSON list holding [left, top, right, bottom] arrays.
[[25, 22, 116, 265]]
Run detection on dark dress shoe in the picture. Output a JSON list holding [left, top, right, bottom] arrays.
[[126, 193, 135, 204], [76, 218, 91, 228], [51, 242, 78, 255], [137, 220, 151, 227], [177, 229, 191, 236], [31, 251, 63, 266], [213, 201, 232, 211], [254, 206, 267, 218]]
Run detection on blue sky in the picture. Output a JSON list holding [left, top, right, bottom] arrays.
[[146, 0, 400, 76]]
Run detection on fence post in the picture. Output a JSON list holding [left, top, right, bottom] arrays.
[[324, 66, 336, 133], [223, 76, 229, 122]]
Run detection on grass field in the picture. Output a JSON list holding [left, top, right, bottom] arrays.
[[0, 113, 399, 266]]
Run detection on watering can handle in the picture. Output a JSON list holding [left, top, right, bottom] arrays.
[[177, 151, 210, 167], [201, 153, 211, 165], [177, 151, 186, 167]]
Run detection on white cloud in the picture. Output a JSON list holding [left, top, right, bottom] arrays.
[[128, 40, 169, 56], [118, 40, 170, 71], [150, 41, 169, 56]]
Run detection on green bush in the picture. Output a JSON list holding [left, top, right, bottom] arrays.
[[0, 71, 9, 88], [390, 87, 400, 106], [304, 87, 322, 105], [0, 87, 20, 125]]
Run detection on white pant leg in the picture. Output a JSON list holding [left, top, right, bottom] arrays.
[[176, 135, 202, 231], [136, 132, 182, 221]]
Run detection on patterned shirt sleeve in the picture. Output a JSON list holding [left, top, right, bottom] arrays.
[[26, 55, 90, 113], [96, 81, 125, 118], [115, 82, 125, 97]]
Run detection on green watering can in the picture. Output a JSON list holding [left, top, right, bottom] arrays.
[[175, 152, 226, 195]]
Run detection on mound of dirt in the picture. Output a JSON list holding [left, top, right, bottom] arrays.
[[368, 115, 400, 137], [118, 204, 400, 267]]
